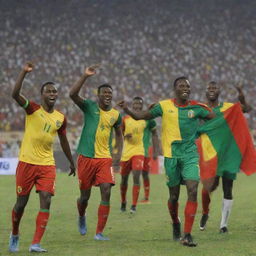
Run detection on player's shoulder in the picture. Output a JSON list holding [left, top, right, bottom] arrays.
[[222, 102, 234, 107], [53, 109, 66, 121]]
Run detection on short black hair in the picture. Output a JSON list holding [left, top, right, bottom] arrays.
[[97, 84, 113, 94], [40, 81, 55, 94], [208, 81, 218, 86], [133, 96, 143, 102], [173, 76, 188, 88]]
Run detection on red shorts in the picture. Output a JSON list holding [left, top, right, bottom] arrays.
[[143, 157, 151, 172], [16, 161, 56, 196], [120, 155, 144, 176], [77, 155, 115, 190]]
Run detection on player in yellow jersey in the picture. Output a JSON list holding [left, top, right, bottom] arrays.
[[70, 65, 123, 241], [120, 97, 159, 213], [9, 63, 75, 253]]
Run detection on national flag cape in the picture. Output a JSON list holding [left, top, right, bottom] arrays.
[[197, 103, 256, 189]]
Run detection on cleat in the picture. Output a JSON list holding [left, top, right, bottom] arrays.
[[9, 233, 19, 252], [29, 244, 47, 252], [181, 233, 197, 247], [199, 214, 209, 231], [172, 221, 181, 241], [78, 215, 87, 235], [130, 205, 136, 214], [120, 202, 126, 212], [94, 233, 110, 241], [138, 199, 151, 204], [219, 227, 228, 233]]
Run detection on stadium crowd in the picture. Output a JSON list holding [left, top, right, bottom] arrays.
[[1, 0, 255, 156]]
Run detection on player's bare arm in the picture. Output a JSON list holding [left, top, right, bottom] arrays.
[[12, 62, 33, 107], [151, 129, 160, 159], [235, 84, 252, 113], [117, 100, 153, 120], [112, 125, 123, 170], [69, 64, 100, 109], [58, 133, 76, 176]]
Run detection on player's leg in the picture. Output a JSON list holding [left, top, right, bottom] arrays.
[[180, 155, 200, 247], [141, 157, 150, 202], [94, 183, 112, 240], [77, 189, 91, 235], [120, 160, 131, 212], [9, 162, 34, 252], [200, 176, 220, 231], [29, 165, 56, 252], [130, 156, 144, 213], [220, 174, 235, 233], [76, 155, 94, 235], [165, 157, 181, 241], [94, 159, 114, 240]]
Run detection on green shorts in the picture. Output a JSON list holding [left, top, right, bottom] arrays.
[[164, 155, 200, 187], [219, 171, 237, 180]]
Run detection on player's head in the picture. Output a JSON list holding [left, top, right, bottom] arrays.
[[40, 82, 58, 107], [132, 96, 143, 112], [173, 76, 190, 101], [206, 81, 220, 102], [97, 83, 113, 107]]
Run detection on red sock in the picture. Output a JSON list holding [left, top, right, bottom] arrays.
[[202, 188, 211, 215], [184, 201, 198, 234], [77, 200, 87, 217], [12, 209, 24, 235], [132, 185, 140, 206], [32, 210, 50, 244], [120, 184, 128, 203], [96, 203, 110, 234], [167, 201, 179, 224], [143, 179, 150, 200]]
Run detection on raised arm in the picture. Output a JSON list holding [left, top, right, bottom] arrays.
[[235, 84, 252, 113], [58, 133, 76, 176], [12, 62, 33, 106], [117, 100, 153, 120], [69, 64, 99, 109]]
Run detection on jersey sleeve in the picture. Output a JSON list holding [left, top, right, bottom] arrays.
[[78, 99, 93, 112], [114, 113, 122, 128], [57, 116, 67, 136], [148, 119, 157, 131], [149, 103, 163, 118], [24, 101, 40, 115], [197, 106, 211, 119]]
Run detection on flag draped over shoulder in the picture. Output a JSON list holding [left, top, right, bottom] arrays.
[[197, 103, 256, 186]]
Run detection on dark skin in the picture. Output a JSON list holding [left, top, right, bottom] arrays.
[[12, 63, 75, 214], [118, 79, 215, 227], [121, 99, 160, 189], [69, 65, 123, 206], [205, 81, 252, 198]]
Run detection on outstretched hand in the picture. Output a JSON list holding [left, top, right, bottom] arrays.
[[85, 64, 100, 77], [117, 100, 128, 110], [23, 62, 33, 73], [68, 163, 76, 176]]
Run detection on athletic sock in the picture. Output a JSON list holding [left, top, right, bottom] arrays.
[[202, 188, 211, 215], [32, 209, 50, 244], [12, 209, 24, 235], [77, 199, 87, 217], [96, 201, 110, 234], [184, 201, 198, 234], [143, 179, 150, 200], [167, 200, 179, 224], [220, 199, 233, 228], [132, 184, 140, 206], [120, 184, 128, 203]]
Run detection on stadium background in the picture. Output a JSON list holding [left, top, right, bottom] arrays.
[[0, 0, 255, 170]]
